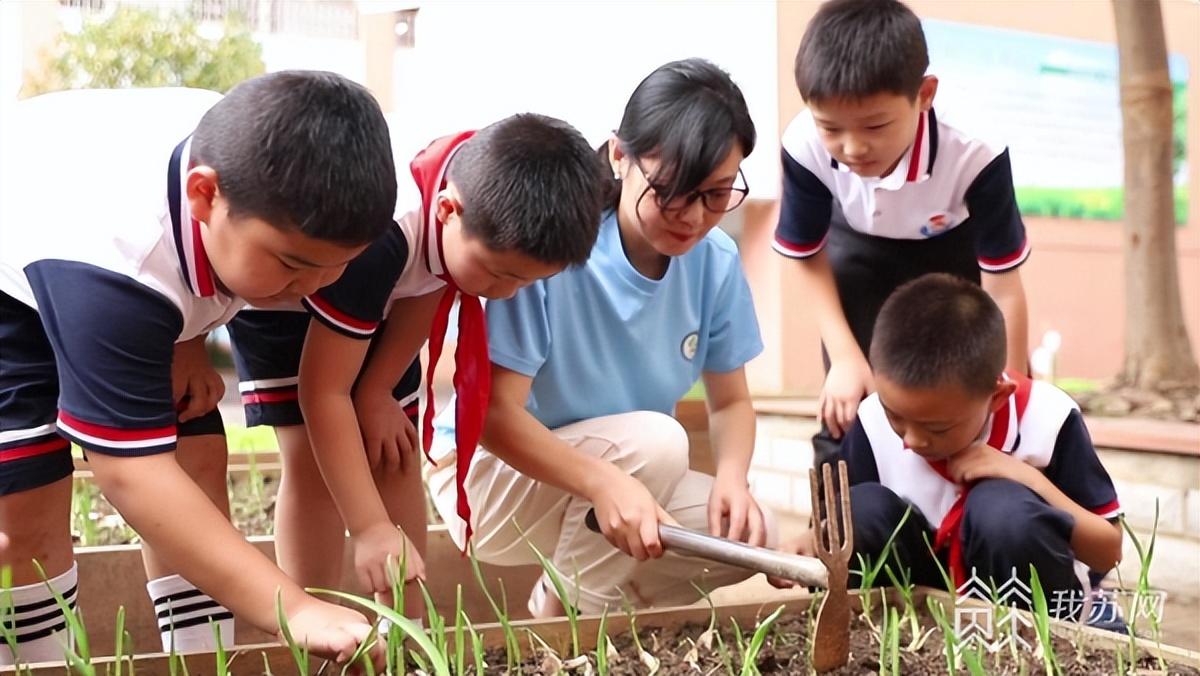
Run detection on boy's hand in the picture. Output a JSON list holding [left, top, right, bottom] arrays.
[[589, 465, 675, 561], [708, 472, 766, 547], [947, 441, 1030, 485], [350, 522, 426, 596], [767, 528, 816, 588], [820, 356, 874, 439], [354, 388, 420, 473], [283, 598, 383, 668], [171, 336, 224, 423]]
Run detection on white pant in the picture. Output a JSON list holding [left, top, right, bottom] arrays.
[[428, 411, 776, 614]]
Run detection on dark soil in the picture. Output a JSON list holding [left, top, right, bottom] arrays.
[[481, 602, 1200, 675]]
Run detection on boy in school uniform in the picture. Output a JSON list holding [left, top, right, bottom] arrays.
[[774, 0, 1031, 466], [777, 274, 1122, 618], [226, 114, 605, 606], [0, 72, 396, 665]]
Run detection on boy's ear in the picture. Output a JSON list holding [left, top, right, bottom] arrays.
[[988, 376, 1017, 413], [185, 166, 219, 223], [917, 75, 938, 112], [434, 190, 460, 225]]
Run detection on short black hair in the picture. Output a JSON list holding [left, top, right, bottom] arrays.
[[190, 70, 396, 247], [794, 0, 929, 102], [447, 113, 604, 266], [607, 58, 756, 210], [870, 273, 1006, 396]]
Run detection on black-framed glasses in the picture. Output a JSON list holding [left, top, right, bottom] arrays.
[[633, 158, 750, 214]]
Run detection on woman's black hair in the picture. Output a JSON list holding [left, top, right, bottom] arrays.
[[600, 58, 756, 210]]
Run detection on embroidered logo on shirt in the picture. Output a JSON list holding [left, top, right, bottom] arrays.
[[919, 212, 956, 238], [680, 332, 699, 361]]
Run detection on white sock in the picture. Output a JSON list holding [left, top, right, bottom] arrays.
[[146, 574, 234, 653], [0, 562, 78, 665]]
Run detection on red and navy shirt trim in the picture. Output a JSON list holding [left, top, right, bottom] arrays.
[[167, 137, 218, 299], [25, 261, 184, 456], [840, 373, 1121, 522], [301, 131, 475, 339], [411, 131, 475, 281], [301, 223, 410, 339]]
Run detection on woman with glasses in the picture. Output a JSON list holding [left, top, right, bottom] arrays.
[[427, 58, 774, 617]]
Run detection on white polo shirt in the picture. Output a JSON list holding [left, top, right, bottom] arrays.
[[842, 374, 1121, 529], [773, 108, 1030, 273], [0, 87, 242, 455]]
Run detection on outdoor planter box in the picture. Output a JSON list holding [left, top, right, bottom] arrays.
[[65, 526, 541, 657], [7, 588, 1198, 675]]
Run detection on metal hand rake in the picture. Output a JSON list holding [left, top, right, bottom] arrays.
[[810, 459, 853, 673]]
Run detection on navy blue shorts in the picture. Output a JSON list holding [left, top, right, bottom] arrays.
[[0, 291, 222, 496], [227, 310, 420, 428]]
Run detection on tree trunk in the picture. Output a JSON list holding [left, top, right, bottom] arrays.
[[1112, 0, 1199, 389]]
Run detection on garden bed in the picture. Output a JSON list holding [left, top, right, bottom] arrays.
[[10, 591, 1199, 675]]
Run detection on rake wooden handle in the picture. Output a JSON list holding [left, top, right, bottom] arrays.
[[584, 509, 829, 588]]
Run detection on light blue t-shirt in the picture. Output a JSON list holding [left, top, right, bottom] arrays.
[[435, 210, 763, 441]]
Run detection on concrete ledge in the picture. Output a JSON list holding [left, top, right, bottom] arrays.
[[749, 397, 1200, 457], [1087, 416, 1200, 457]]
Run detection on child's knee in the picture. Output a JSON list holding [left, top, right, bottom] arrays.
[[623, 411, 689, 485], [963, 479, 1072, 554], [850, 482, 914, 548], [175, 434, 230, 485], [0, 478, 74, 583]]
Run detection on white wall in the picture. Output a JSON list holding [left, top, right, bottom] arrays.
[[5, 1, 782, 197], [388, 1, 781, 199]]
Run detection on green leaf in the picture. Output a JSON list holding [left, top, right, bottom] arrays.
[[311, 589, 450, 676]]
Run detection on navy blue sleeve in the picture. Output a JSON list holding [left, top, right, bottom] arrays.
[[966, 149, 1030, 273], [302, 223, 408, 339], [838, 419, 880, 486], [773, 150, 834, 259], [1042, 410, 1121, 520], [25, 260, 183, 456]]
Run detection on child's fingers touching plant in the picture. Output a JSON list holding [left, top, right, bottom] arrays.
[[351, 522, 426, 597]]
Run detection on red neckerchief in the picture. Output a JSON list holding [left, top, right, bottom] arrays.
[[926, 370, 1032, 589], [411, 131, 485, 546]]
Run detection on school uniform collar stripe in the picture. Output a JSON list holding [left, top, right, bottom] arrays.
[[925, 107, 939, 174], [167, 137, 217, 299], [422, 141, 469, 280], [905, 111, 927, 182], [827, 108, 937, 180], [982, 370, 1033, 452]]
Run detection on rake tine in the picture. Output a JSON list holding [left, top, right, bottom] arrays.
[[838, 460, 854, 554], [823, 461, 841, 552], [808, 465, 826, 552]]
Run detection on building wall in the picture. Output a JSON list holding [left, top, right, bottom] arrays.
[[746, 0, 1200, 395]]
